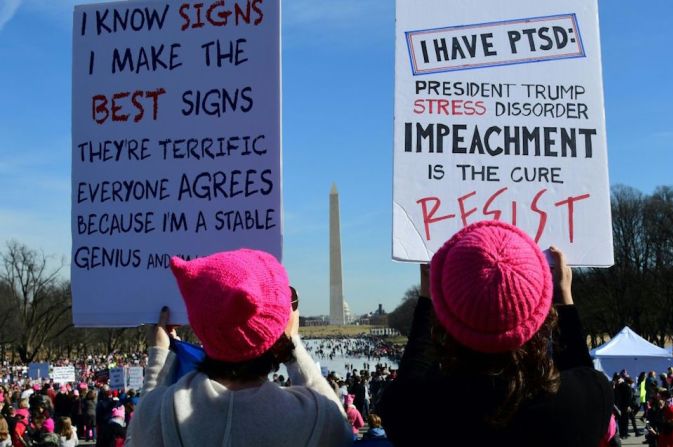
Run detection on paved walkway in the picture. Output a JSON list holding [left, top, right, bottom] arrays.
[[76, 419, 651, 445], [620, 424, 648, 446]]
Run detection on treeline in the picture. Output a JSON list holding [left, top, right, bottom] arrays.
[[388, 185, 673, 348], [574, 185, 673, 347]]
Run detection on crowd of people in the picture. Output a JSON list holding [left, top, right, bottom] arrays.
[[1, 220, 666, 446], [0, 379, 138, 446], [0, 336, 402, 445], [611, 369, 673, 446], [304, 337, 403, 366]]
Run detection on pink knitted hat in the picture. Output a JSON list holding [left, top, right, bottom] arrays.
[[111, 405, 125, 420], [170, 249, 291, 362], [430, 220, 552, 353], [43, 417, 55, 433]]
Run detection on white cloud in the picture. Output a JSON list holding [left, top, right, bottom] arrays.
[[0, 0, 22, 30]]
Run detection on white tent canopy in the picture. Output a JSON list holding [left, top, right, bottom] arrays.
[[591, 326, 673, 377]]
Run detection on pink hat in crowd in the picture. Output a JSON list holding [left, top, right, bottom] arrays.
[[32, 384, 41, 391], [430, 221, 553, 353], [79, 382, 88, 390], [15, 408, 29, 421], [111, 405, 125, 420], [43, 418, 55, 433], [170, 249, 291, 362], [73, 390, 79, 397]]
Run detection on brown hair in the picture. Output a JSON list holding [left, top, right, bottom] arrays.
[[198, 333, 295, 382], [368, 414, 382, 428], [32, 413, 46, 428], [59, 416, 74, 439], [433, 307, 560, 427], [0, 416, 8, 441]]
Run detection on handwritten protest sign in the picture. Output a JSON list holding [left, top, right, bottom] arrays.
[[126, 366, 144, 391], [109, 367, 126, 390], [393, 0, 613, 266], [52, 366, 76, 384], [72, 1, 281, 325]]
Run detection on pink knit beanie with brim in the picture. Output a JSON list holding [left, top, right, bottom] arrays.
[[430, 220, 553, 353], [170, 249, 291, 363]]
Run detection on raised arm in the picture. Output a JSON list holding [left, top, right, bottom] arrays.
[[142, 307, 178, 394], [549, 247, 593, 370], [396, 264, 438, 381], [282, 309, 346, 416]]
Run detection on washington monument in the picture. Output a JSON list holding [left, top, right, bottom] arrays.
[[329, 184, 345, 325]]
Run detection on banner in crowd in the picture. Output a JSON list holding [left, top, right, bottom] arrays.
[[393, 0, 613, 266], [51, 366, 76, 383], [28, 363, 50, 380], [94, 369, 110, 383], [109, 367, 126, 390], [126, 366, 145, 391], [71, 1, 282, 326]]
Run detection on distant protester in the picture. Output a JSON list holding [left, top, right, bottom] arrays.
[[96, 404, 125, 447], [345, 394, 364, 440], [127, 249, 352, 446], [58, 416, 79, 447], [363, 414, 386, 440], [0, 416, 10, 447]]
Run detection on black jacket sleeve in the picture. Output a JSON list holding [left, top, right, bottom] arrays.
[[396, 296, 438, 381], [379, 297, 436, 446], [553, 305, 594, 370]]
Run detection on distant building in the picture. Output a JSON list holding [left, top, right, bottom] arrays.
[[354, 304, 388, 326], [343, 301, 354, 324], [369, 327, 401, 337], [299, 315, 329, 327]]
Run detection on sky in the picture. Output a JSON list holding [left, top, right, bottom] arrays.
[[0, 0, 672, 319]]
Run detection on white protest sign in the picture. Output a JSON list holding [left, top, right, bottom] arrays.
[[52, 366, 76, 384], [126, 366, 144, 391], [72, 1, 282, 325], [108, 367, 126, 390], [393, 0, 613, 266]]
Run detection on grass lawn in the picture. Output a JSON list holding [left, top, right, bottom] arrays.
[[300, 325, 374, 337], [299, 325, 408, 345]]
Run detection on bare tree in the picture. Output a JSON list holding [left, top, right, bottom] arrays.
[[0, 241, 72, 362], [575, 184, 673, 344], [388, 285, 420, 336]]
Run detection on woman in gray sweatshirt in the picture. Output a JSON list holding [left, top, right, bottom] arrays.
[[127, 249, 352, 447]]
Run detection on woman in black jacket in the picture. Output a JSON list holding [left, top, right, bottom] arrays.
[[379, 221, 613, 447]]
